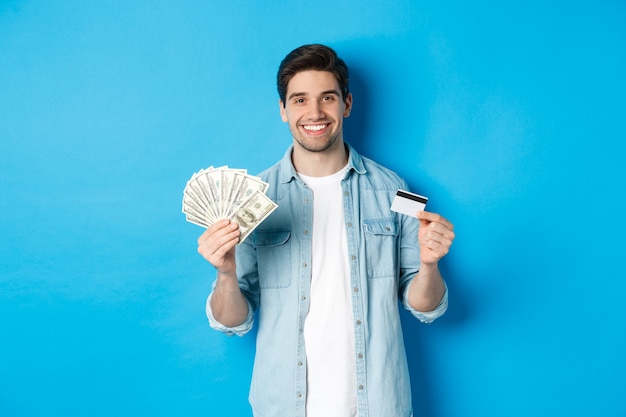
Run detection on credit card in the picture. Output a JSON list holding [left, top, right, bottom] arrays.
[[390, 190, 428, 217]]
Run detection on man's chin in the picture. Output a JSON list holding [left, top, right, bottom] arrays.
[[294, 135, 341, 154]]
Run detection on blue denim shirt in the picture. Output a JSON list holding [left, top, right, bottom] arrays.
[[207, 143, 448, 417]]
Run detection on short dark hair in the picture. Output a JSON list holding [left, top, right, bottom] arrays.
[[277, 44, 350, 106]]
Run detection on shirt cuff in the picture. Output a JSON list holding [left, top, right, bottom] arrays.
[[205, 292, 255, 336], [402, 281, 448, 324]]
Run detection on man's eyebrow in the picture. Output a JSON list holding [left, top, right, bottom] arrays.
[[287, 91, 307, 101], [287, 89, 340, 101]]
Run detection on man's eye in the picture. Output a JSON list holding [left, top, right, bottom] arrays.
[[322, 96, 334, 101]]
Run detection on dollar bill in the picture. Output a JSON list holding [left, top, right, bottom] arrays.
[[228, 190, 278, 243], [224, 172, 269, 219]]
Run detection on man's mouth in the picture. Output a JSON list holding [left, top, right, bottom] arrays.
[[302, 123, 329, 133]]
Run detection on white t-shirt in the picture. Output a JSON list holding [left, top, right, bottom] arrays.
[[299, 165, 357, 417]]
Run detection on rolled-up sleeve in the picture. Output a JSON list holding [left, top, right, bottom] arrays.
[[401, 281, 448, 324], [205, 291, 255, 336]]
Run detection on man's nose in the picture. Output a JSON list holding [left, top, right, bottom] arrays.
[[307, 101, 324, 120]]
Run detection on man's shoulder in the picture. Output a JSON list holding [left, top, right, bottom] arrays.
[[360, 154, 398, 175], [359, 154, 407, 189], [254, 146, 292, 181], [256, 158, 283, 182]]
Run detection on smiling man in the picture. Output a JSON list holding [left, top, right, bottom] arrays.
[[197, 44, 455, 417]]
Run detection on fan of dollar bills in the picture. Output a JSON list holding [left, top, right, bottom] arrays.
[[182, 166, 278, 243]]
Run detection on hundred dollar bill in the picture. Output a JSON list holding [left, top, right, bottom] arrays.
[[182, 185, 211, 227], [224, 172, 244, 217], [185, 212, 211, 228], [229, 190, 278, 243], [203, 169, 223, 218], [185, 175, 218, 223], [224, 172, 269, 218], [221, 168, 249, 217], [220, 168, 236, 218]]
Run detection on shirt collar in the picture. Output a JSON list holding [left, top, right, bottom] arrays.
[[278, 142, 367, 184]]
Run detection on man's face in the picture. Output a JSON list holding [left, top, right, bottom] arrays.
[[279, 70, 352, 154]]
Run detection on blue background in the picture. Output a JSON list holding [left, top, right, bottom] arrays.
[[1, 1, 625, 416]]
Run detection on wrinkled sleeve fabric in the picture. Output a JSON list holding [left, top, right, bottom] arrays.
[[401, 280, 448, 324], [205, 289, 255, 336]]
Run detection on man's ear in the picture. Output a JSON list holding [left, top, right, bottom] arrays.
[[279, 99, 288, 122], [343, 93, 353, 118]]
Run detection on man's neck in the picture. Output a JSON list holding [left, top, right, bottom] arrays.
[[291, 141, 349, 177]]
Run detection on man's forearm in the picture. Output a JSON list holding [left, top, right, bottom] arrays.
[[210, 272, 249, 327], [407, 263, 446, 312]]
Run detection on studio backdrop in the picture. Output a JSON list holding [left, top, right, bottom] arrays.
[[1, 1, 625, 416]]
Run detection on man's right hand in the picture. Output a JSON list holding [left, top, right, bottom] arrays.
[[197, 219, 241, 275], [200, 219, 249, 327]]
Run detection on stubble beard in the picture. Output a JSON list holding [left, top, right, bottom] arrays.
[[290, 124, 342, 154]]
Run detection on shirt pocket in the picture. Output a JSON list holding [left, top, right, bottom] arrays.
[[362, 218, 398, 279], [253, 231, 292, 289]]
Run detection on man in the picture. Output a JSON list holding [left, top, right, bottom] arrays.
[[197, 44, 455, 417]]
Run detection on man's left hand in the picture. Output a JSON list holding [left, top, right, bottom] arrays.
[[416, 211, 455, 266]]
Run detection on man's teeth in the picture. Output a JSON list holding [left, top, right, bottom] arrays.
[[303, 124, 327, 131]]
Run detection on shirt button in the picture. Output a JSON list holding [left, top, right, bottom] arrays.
[[358, 353, 363, 359], [347, 222, 352, 227], [303, 262, 308, 268], [304, 230, 309, 235], [358, 385, 364, 390], [344, 191, 349, 196], [298, 361, 303, 366], [351, 255, 356, 261], [353, 287, 359, 292], [356, 320, 362, 325]]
